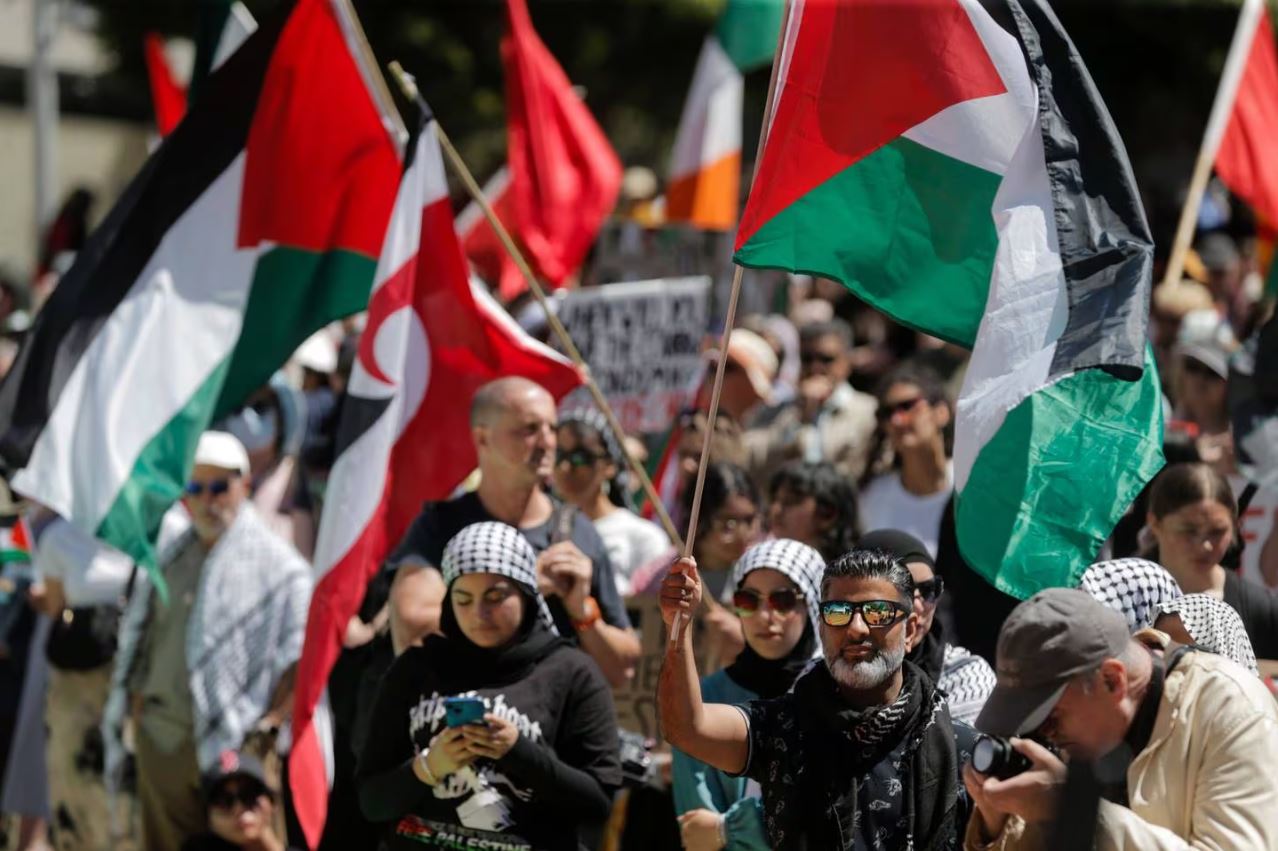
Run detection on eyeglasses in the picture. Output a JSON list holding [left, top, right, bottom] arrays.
[[555, 448, 602, 469], [209, 786, 264, 812], [819, 599, 909, 628], [876, 397, 925, 422], [914, 577, 944, 603], [799, 351, 838, 366], [733, 588, 803, 617], [184, 477, 235, 497], [710, 513, 758, 537]]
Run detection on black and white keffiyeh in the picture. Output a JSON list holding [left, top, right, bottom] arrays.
[[939, 644, 997, 725], [1079, 558, 1182, 633], [1158, 594, 1259, 675], [441, 521, 558, 634], [558, 405, 623, 463], [732, 538, 825, 635]]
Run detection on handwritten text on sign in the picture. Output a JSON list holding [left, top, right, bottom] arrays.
[[558, 277, 711, 434]]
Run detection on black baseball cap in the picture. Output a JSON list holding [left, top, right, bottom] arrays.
[[977, 588, 1131, 737], [202, 750, 271, 799]]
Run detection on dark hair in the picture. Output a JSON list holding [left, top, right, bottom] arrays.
[[799, 318, 854, 349], [863, 362, 954, 483], [821, 548, 914, 604], [769, 461, 860, 562], [875, 362, 950, 406], [557, 415, 628, 508], [683, 461, 758, 539], [1148, 462, 1237, 520], [1146, 462, 1242, 567]]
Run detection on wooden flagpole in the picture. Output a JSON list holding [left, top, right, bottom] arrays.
[[1161, 0, 1264, 288], [386, 61, 684, 550], [669, 0, 791, 645]]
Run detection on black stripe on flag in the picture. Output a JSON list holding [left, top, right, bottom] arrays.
[[0, 8, 288, 470], [1001, 0, 1155, 382]]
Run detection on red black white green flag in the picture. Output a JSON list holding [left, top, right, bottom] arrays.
[[735, 0, 1165, 598], [0, 0, 401, 585]]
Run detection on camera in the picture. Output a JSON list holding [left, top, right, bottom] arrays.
[[971, 735, 1032, 780]]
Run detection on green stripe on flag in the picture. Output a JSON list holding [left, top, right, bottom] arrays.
[[214, 246, 376, 419], [716, 0, 784, 72], [955, 348, 1165, 599], [734, 136, 1000, 348], [97, 245, 377, 597], [97, 357, 230, 600]]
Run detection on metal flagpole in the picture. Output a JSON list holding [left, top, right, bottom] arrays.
[[30, 0, 60, 247]]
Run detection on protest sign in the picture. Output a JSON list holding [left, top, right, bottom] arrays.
[[557, 277, 710, 435]]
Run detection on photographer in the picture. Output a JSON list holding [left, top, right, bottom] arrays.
[[964, 588, 1278, 849]]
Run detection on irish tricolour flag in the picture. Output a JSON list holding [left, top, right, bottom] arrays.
[[0, 0, 400, 584], [736, 0, 1165, 597]]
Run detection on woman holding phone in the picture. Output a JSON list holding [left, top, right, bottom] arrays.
[[356, 522, 621, 850]]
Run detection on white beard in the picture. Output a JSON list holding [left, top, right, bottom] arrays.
[[824, 642, 905, 691]]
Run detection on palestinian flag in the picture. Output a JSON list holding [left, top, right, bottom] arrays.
[[735, 0, 1164, 598], [0, 0, 401, 585], [666, 0, 783, 230]]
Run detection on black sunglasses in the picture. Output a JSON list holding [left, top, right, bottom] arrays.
[[733, 588, 803, 617], [876, 396, 925, 422], [800, 351, 838, 365], [185, 477, 235, 497], [555, 448, 602, 469], [209, 786, 265, 811], [915, 577, 944, 603], [819, 599, 909, 628]]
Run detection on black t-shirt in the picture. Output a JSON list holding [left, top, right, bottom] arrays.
[[355, 642, 622, 850], [1223, 570, 1278, 660], [388, 492, 631, 637], [180, 833, 301, 851]]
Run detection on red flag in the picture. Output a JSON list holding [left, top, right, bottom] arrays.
[[456, 166, 528, 302], [502, 0, 622, 285], [1217, 3, 1278, 225], [143, 33, 188, 136], [288, 112, 582, 849]]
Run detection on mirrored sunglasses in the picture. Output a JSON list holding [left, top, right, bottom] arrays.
[[555, 448, 602, 469], [184, 478, 234, 497], [732, 588, 803, 617], [819, 599, 908, 628]]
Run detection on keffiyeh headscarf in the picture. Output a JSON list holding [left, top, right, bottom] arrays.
[[441, 521, 558, 634], [1158, 594, 1259, 675], [732, 538, 825, 635], [1079, 558, 1182, 633]]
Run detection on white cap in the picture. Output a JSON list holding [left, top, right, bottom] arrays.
[[193, 431, 250, 475], [708, 328, 779, 403], [294, 330, 338, 374]]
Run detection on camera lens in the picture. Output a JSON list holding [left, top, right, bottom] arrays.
[[972, 735, 1032, 780]]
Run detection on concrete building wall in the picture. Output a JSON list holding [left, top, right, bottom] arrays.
[[0, 107, 149, 278]]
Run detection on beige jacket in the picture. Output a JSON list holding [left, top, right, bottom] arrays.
[[966, 633, 1278, 850], [744, 382, 878, 484]]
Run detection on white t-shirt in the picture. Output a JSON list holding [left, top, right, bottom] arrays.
[[593, 509, 671, 597], [859, 465, 954, 558]]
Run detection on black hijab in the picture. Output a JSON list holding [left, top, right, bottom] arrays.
[[725, 619, 817, 699]]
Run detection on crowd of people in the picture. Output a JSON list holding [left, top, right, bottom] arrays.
[[1, 225, 1277, 851]]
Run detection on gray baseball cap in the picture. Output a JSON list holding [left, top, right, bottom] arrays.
[[976, 587, 1131, 737]]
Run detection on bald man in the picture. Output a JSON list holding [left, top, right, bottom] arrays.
[[386, 377, 638, 685]]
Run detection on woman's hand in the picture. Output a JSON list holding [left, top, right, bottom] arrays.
[[659, 557, 703, 628], [678, 808, 726, 851], [460, 714, 520, 761], [425, 727, 477, 778]]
